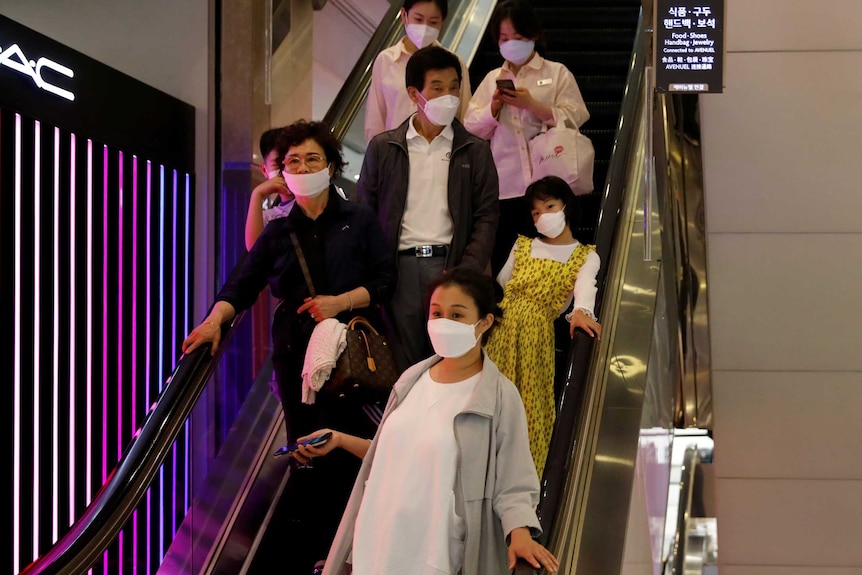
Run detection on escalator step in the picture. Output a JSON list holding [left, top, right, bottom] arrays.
[[535, 5, 640, 29], [544, 28, 637, 52], [546, 50, 632, 77]]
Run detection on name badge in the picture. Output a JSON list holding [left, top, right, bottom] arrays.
[[537, 78, 553, 87]]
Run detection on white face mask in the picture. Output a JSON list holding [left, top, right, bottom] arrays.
[[427, 318, 481, 358], [405, 23, 439, 49], [281, 166, 330, 198], [417, 93, 460, 127], [266, 169, 281, 179], [535, 209, 567, 238], [499, 39, 535, 66]]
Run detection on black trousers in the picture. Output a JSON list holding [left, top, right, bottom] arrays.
[[263, 312, 379, 573]]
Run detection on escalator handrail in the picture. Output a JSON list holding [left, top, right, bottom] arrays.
[[535, 8, 647, 544], [322, 1, 403, 142], [667, 446, 700, 575]]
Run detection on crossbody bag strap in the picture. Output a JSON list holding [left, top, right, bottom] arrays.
[[289, 231, 316, 298]]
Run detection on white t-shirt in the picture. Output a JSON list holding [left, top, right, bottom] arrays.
[[364, 39, 472, 143], [463, 54, 589, 200], [497, 237, 600, 318], [352, 369, 480, 575]]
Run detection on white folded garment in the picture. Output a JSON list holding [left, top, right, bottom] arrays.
[[301, 318, 347, 404]]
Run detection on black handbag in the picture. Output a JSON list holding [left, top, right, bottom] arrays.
[[289, 232, 398, 401], [326, 316, 399, 401]]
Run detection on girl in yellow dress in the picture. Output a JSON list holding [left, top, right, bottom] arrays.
[[485, 175, 601, 478]]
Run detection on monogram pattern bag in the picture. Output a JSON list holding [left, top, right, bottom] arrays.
[[326, 316, 399, 402]]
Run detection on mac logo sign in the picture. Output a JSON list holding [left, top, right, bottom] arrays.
[[0, 41, 75, 101]]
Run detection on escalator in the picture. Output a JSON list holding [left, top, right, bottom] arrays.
[[20, 2, 715, 574]]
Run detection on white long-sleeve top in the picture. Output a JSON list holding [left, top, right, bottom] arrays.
[[496, 238, 600, 319], [463, 54, 589, 200], [364, 39, 472, 143]]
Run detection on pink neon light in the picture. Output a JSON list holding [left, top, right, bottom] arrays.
[[158, 164, 165, 561], [102, 145, 109, 483], [131, 155, 140, 571], [171, 169, 178, 536], [132, 156, 138, 436], [53, 127, 60, 541], [145, 160, 153, 575], [184, 173, 191, 514], [69, 132, 77, 527], [86, 139, 94, 505], [33, 120, 42, 559], [132, 508, 139, 575], [13, 112, 22, 575], [118, 151, 124, 462]]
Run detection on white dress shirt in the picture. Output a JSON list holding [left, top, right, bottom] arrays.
[[399, 115, 455, 250], [364, 38, 472, 143], [463, 54, 589, 200]]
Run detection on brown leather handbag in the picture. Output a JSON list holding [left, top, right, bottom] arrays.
[[326, 316, 399, 402]]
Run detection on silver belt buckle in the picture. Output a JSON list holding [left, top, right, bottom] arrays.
[[417, 245, 434, 258]]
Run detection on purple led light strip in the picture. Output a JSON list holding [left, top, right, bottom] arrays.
[[118, 151, 124, 466], [158, 164, 166, 560], [69, 132, 78, 528], [184, 173, 191, 515], [33, 120, 42, 559], [102, 145, 109, 484], [145, 159, 153, 575], [100, 144, 109, 571], [86, 139, 94, 505], [13, 112, 22, 575], [132, 154, 139, 570], [171, 169, 178, 537], [52, 127, 61, 541]]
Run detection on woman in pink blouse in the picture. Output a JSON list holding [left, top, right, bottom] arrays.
[[463, 0, 590, 276]]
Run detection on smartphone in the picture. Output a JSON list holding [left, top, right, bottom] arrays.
[[274, 431, 333, 457], [496, 78, 516, 94]]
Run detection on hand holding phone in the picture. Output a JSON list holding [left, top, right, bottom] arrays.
[[496, 78, 516, 95], [274, 431, 333, 457]]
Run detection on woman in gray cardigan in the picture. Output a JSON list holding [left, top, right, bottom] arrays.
[[294, 267, 559, 575]]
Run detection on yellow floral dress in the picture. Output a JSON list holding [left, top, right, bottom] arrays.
[[485, 235, 594, 478]]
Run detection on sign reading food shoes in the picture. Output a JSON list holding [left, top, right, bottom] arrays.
[[654, 0, 725, 93]]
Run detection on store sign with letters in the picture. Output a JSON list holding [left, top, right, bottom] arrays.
[[0, 40, 75, 101], [654, 0, 724, 93]]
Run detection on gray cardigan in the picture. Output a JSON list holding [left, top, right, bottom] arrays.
[[323, 353, 542, 575]]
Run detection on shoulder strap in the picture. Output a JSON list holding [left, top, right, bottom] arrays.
[[289, 231, 316, 298]]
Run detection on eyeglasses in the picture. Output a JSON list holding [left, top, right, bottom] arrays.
[[283, 153, 327, 174]]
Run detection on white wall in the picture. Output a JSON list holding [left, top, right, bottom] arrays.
[[699, 1, 862, 573]]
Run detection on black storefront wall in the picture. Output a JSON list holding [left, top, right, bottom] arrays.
[[2, 14, 197, 574]]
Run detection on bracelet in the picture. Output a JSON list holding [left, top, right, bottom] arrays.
[[346, 292, 354, 312]]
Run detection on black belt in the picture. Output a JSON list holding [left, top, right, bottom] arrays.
[[398, 245, 447, 258]]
